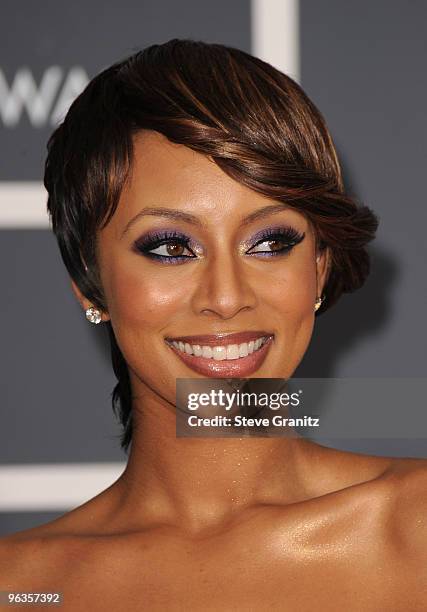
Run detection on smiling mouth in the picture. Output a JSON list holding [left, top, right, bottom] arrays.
[[164, 333, 274, 377], [165, 335, 272, 360]]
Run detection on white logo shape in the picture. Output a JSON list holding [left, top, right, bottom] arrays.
[[0, 66, 89, 127]]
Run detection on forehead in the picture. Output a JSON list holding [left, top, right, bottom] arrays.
[[106, 129, 310, 234]]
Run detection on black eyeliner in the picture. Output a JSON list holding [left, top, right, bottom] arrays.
[[246, 226, 305, 256], [132, 225, 305, 263], [132, 229, 196, 262]]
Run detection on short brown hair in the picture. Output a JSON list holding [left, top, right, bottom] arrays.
[[44, 38, 378, 452]]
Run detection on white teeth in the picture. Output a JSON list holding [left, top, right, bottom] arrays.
[[202, 346, 213, 358], [169, 336, 271, 360], [226, 344, 240, 360], [212, 346, 227, 360], [239, 343, 248, 357]]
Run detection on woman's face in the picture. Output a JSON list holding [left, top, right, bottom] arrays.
[[73, 130, 328, 405]]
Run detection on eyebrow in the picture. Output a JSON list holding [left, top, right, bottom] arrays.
[[120, 203, 291, 238]]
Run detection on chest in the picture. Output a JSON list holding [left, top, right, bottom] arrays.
[[56, 537, 407, 612]]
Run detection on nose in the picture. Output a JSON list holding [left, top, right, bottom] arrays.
[[191, 250, 258, 320]]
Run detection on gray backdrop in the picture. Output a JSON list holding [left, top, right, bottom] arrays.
[[0, 0, 426, 535]]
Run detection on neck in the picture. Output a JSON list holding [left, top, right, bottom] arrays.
[[117, 387, 331, 534]]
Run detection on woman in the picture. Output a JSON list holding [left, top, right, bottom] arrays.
[[1, 39, 426, 611]]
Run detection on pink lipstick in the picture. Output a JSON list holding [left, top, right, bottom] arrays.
[[164, 331, 274, 377]]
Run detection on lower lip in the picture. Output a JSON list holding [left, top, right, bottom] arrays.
[[165, 337, 274, 377]]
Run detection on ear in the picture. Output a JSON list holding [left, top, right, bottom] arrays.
[[70, 279, 110, 322], [315, 247, 331, 298]]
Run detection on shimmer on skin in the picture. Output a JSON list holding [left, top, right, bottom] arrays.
[[1, 132, 426, 611]]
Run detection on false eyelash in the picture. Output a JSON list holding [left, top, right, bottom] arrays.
[[133, 229, 196, 262], [133, 225, 305, 263], [246, 226, 305, 256]]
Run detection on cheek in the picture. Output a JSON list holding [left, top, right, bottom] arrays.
[[259, 252, 317, 374], [102, 261, 189, 391], [261, 252, 317, 318], [104, 262, 188, 329]]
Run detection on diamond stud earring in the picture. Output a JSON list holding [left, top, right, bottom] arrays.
[[314, 296, 323, 312], [85, 306, 102, 324]]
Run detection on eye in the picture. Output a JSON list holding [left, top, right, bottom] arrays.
[[148, 241, 194, 258], [246, 227, 305, 256], [133, 230, 197, 263]]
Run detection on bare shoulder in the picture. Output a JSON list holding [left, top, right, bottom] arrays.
[[384, 457, 427, 554], [335, 455, 427, 609], [0, 484, 133, 593], [0, 511, 105, 592], [0, 526, 81, 590], [0, 480, 125, 579]]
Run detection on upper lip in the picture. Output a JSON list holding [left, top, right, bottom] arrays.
[[165, 331, 274, 347]]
